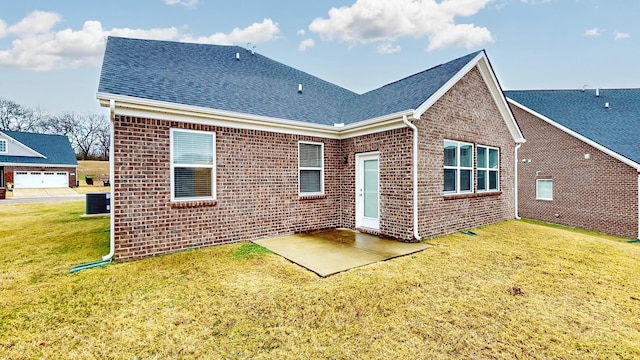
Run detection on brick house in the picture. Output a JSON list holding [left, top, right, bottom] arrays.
[[97, 37, 525, 261], [0, 130, 78, 189], [506, 89, 640, 239]]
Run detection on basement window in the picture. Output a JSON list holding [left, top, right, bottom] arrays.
[[171, 129, 216, 201]]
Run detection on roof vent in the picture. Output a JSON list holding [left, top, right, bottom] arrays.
[[236, 52, 240, 60], [596, 88, 600, 97], [298, 84, 303, 93], [605, 102, 610, 108]]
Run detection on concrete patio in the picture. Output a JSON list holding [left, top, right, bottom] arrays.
[[253, 229, 430, 277]]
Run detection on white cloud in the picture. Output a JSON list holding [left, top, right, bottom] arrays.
[[615, 32, 630, 40], [0, 12, 281, 71], [297, 29, 305, 36], [377, 42, 401, 54], [308, 0, 493, 51], [182, 19, 279, 45], [298, 38, 315, 51], [584, 27, 600, 36], [164, 0, 199, 7]]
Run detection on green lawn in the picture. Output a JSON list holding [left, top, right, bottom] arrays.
[[1, 200, 639, 359]]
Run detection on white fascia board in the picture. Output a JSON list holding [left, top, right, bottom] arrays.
[[507, 98, 640, 171], [476, 58, 526, 144], [0, 131, 48, 159], [0, 162, 77, 168], [413, 53, 525, 144], [97, 93, 410, 140]]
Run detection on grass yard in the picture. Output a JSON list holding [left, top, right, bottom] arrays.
[[77, 160, 110, 188], [1, 201, 639, 359]]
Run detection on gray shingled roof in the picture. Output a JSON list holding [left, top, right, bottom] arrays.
[[0, 131, 78, 166], [98, 37, 481, 125], [505, 89, 640, 165]]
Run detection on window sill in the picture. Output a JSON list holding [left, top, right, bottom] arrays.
[[171, 199, 218, 208], [444, 191, 502, 200], [299, 194, 326, 200]]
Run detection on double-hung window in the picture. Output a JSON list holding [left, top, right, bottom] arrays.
[[171, 129, 216, 201], [444, 140, 473, 194], [477, 145, 499, 192], [0, 139, 6, 153], [299, 141, 324, 195]]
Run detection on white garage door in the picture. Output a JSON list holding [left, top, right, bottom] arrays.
[[14, 171, 69, 189]]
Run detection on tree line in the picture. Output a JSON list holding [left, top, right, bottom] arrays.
[[0, 97, 109, 160]]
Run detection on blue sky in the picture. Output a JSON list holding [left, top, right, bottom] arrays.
[[0, 0, 638, 115]]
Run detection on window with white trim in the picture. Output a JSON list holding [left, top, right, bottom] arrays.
[[171, 129, 216, 200], [477, 145, 499, 192], [444, 140, 473, 194], [536, 179, 553, 200], [299, 141, 324, 195], [0, 139, 6, 153]]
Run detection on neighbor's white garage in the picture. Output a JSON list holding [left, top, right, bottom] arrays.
[[14, 171, 69, 188]]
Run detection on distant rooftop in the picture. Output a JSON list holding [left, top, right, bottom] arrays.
[[98, 37, 482, 125], [506, 89, 640, 165], [0, 130, 78, 166]]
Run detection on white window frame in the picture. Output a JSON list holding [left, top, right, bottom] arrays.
[[298, 141, 324, 196], [536, 179, 553, 201], [477, 145, 500, 192], [444, 140, 474, 195], [0, 139, 7, 153], [170, 128, 216, 202]]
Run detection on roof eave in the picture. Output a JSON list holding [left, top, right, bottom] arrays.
[[507, 98, 640, 171], [97, 93, 411, 139], [413, 52, 525, 144]]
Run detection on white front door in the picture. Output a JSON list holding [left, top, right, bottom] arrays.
[[356, 152, 380, 230]]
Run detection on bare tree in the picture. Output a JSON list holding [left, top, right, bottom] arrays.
[[74, 113, 107, 160], [0, 98, 43, 132]]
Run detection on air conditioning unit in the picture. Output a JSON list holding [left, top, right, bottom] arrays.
[[86, 192, 110, 215]]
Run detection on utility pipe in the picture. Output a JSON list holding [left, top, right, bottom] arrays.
[[514, 142, 523, 220], [102, 99, 116, 261], [402, 114, 420, 241]]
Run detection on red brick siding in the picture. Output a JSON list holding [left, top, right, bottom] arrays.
[[111, 68, 520, 260], [3, 166, 77, 188], [416, 67, 516, 239], [112, 117, 343, 261], [511, 104, 639, 238], [340, 128, 414, 240]]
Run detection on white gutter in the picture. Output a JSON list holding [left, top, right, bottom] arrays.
[[402, 114, 420, 241], [514, 142, 523, 219], [102, 99, 116, 261]]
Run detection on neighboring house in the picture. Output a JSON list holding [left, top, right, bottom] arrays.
[[506, 89, 640, 239], [0, 130, 78, 189], [97, 37, 525, 261]]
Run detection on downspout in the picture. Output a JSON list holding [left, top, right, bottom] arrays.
[[514, 142, 523, 220], [637, 172, 640, 239], [102, 99, 116, 261], [402, 115, 420, 241]]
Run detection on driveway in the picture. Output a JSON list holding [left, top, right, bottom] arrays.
[[253, 229, 430, 277], [4, 188, 85, 202]]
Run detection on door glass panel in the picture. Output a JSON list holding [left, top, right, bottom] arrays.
[[363, 159, 378, 219]]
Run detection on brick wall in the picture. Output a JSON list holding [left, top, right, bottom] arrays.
[[416, 67, 517, 239], [340, 128, 414, 240], [3, 166, 77, 188], [111, 68, 521, 260], [511, 104, 639, 238], [112, 117, 344, 260]]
